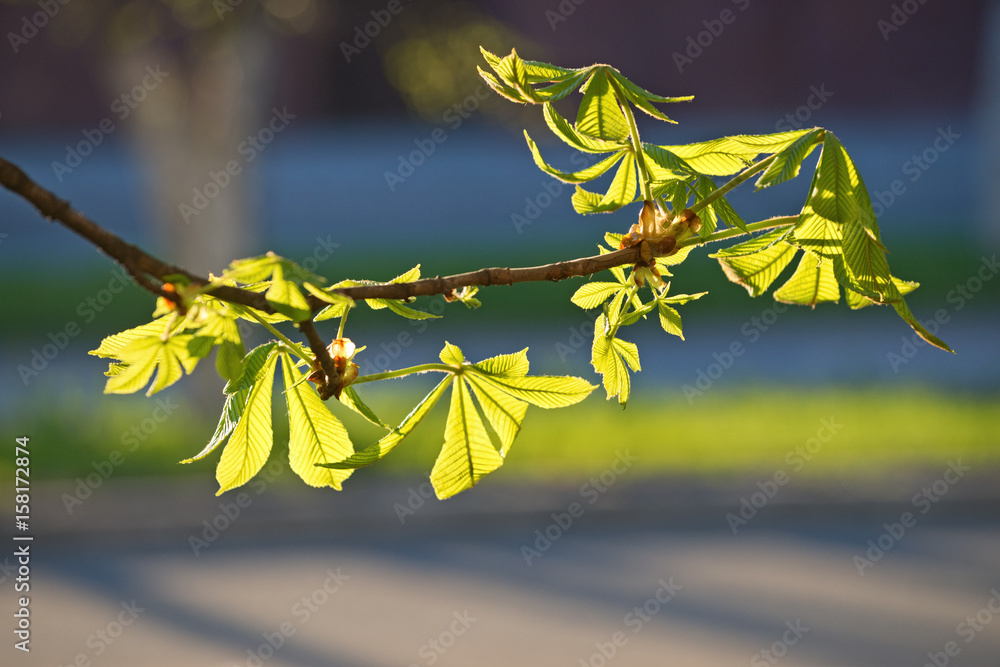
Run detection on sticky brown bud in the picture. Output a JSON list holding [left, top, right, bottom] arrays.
[[652, 236, 676, 256]]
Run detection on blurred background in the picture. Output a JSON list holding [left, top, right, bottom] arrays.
[[1, 0, 998, 665]]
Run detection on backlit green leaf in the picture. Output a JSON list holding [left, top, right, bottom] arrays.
[[571, 282, 626, 309], [471, 348, 530, 378], [524, 132, 625, 183], [467, 375, 528, 456], [338, 386, 389, 429], [711, 226, 792, 258], [755, 128, 824, 190], [576, 69, 630, 141], [440, 341, 465, 366], [773, 251, 840, 306], [90, 316, 172, 359], [471, 373, 595, 409], [717, 241, 798, 297], [281, 353, 354, 490], [657, 138, 753, 176], [430, 378, 504, 499], [598, 155, 637, 210], [730, 129, 815, 155], [544, 102, 630, 154], [180, 388, 248, 464], [215, 347, 278, 494], [321, 378, 450, 470], [810, 132, 861, 225]]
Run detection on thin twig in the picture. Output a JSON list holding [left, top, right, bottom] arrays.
[[298, 320, 339, 399], [0, 155, 653, 308]]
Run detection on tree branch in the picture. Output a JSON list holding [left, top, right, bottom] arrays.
[[1, 155, 656, 310], [297, 320, 340, 400]]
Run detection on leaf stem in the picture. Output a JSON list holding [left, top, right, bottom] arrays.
[[337, 303, 352, 339], [609, 75, 653, 201], [680, 216, 797, 247], [688, 154, 777, 216], [353, 363, 456, 385], [243, 310, 312, 363]]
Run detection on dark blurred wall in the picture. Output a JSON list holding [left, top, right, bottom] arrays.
[[0, 0, 989, 127]]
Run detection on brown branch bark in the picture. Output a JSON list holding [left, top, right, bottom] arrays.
[[297, 320, 339, 400], [1, 154, 650, 313]]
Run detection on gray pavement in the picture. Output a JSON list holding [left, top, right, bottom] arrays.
[[4, 473, 1000, 666]]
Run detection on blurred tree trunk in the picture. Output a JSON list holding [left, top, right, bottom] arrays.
[[110, 24, 273, 274], [109, 17, 275, 404]]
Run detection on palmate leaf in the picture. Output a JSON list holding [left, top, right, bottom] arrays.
[[576, 68, 630, 141], [716, 241, 798, 297], [730, 129, 815, 155], [599, 155, 637, 209], [103, 334, 199, 396], [655, 291, 707, 340], [810, 132, 861, 226], [571, 282, 627, 309], [543, 102, 630, 154], [891, 299, 953, 352], [591, 315, 640, 406], [191, 310, 245, 381], [524, 131, 625, 183], [467, 373, 595, 409], [533, 72, 590, 101], [466, 375, 528, 456], [755, 128, 825, 190], [470, 347, 530, 378], [180, 387, 248, 464], [693, 176, 748, 236], [430, 377, 504, 500], [657, 137, 755, 176], [224, 342, 279, 394], [266, 264, 311, 321], [280, 352, 354, 490], [339, 386, 388, 429], [321, 378, 451, 470], [712, 226, 793, 258], [609, 72, 691, 123], [773, 251, 841, 306], [571, 185, 609, 214], [90, 316, 173, 359], [216, 346, 279, 495]]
